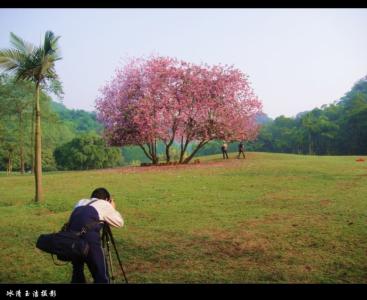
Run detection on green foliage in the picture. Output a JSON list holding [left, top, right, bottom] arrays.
[[121, 146, 151, 165], [197, 140, 248, 157], [54, 134, 123, 170], [129, 160, 141, 166], [50, 101, 103, 134], [0, 75, 32, 171], [121, 141, 167, 165], [197, 140, 222, 156], [250, 76, 367, 155], [0, 74, 77, 172], [42, 148, 58, 172], [0, 31, 63, 90], [0, 73, 110, 172]]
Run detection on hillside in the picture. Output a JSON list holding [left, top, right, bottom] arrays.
[[50, 101, 103, 134], [250, 75, 367, 155]]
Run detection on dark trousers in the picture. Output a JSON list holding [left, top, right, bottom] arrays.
[[71, 242, 109, 284], [238, 150, 246, 158], [222, 150, 229, 159]]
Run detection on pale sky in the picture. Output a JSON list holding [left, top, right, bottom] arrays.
[[1, 8, 367, 119]]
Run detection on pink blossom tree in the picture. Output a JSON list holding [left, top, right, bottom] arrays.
[[96, 56, 262, 165], [96, 57, 169, 164]]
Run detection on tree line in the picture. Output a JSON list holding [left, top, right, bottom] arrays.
[[251, 76, 367, 155], [196, 76, 367, 156], [0, 74, 72, 173], [0, 73, 123, 173]]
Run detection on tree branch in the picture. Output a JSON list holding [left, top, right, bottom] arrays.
[[138, 143, 153, 161], [182, 140, 210, 164]]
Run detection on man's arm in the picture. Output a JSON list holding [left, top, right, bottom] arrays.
[[102, 198, 124, 228]]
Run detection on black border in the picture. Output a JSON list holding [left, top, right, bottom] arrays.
[[1, 1, 366, 295], [1, 283, 367, 298], [0, 0, 366, 9]]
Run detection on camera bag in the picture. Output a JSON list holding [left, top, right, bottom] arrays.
[[36, 199, 101, 262]]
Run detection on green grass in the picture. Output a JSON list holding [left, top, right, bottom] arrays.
[[1, 152, 367, 283]]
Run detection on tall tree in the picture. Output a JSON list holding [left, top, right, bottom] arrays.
[[96, 56, 262, 164], [0, 31, 62, 202], [0, 75, 34, 173]]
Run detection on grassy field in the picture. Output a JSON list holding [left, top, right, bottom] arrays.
[[0, 152, 366, 283]]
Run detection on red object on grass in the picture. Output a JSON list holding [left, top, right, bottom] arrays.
[[356, 158, 365, 162]]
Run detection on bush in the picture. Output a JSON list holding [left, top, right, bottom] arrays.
[[54, 134, 123, 170]]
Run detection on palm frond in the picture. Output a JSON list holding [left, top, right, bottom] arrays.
[[44, 77, 64, 98], [9, 32, 35, 54], [15, 67, 36, 82], [50, 36, 61, 53], [45, 67, 57, 79], [0, 49, 25, 63], [0, 49, 25, 72], [44, 31, 61, 55], [0, 31, 62, 85]]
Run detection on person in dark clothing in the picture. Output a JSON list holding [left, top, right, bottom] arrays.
[[221, 142, 229, 159], [68, 187, 124, 284], [237, 141, 246, 159]]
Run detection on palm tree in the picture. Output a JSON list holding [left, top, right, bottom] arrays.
[[0, 31, 62, 202]]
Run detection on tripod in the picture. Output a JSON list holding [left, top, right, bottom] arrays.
[[101, 223, 128, 283]]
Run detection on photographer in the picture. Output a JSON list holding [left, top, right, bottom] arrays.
[[68, 187, 124, 283]]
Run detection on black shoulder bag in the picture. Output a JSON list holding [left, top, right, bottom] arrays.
[[36, 199, 102, 263]]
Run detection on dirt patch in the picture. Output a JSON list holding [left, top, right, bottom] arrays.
[[320, 199, 332, 206], [124, 255, 184, 276], [237, 213, 298, 228], [336, 180, 362, 191], [188, 227, 272, 259], [97, 158, 248, 174], [124, 260, 157, 274]]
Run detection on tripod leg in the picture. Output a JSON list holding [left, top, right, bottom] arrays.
[[106, 226, 129, 284], [106, 240, 114, 283], [102, 225, 114, 283]]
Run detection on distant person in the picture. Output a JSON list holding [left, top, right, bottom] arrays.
[[237, 141, 246, 159], [68, 187, 124, 283], [221, 142, 229, 159]]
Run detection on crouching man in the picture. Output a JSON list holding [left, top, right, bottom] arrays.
[[68, 187, 124, 283]]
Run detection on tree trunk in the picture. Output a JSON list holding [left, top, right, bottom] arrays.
[[138, 143, 158, 164], [179, 136, 184, 163], [179, 136, 190, 163], [150, 140, 159, 165], [164, 137, 175, 163], [34, 82, 43, 202], [152, 145, 158, 164], [182, 140, 209, 164], [31, 101, 35, 174], [165, 146, 171, 163], [19, 110, 25, 174], [138, 144, 153, 162], [7, 150, 12, 175], [164, 123, 177, 163], [153, 140, 158, 164]]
